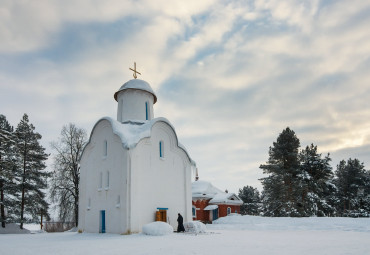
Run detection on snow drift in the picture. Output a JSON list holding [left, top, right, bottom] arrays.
[[142, 222, 173, 236], [184, 221, 206, 233]]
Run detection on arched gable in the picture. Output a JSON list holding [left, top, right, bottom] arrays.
[[80, 117, 195, 166]]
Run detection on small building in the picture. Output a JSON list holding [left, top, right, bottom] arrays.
[[192, 180, 242, 223], [78, 74, 196, 234]]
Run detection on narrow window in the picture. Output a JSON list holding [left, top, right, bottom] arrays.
[[159, 141, 164, 158], [192, 206, 196, 218], [145, 102, 149, 120], [104, 140, 108, 156], [99, 172, 103, 189], [106, 171, 110, 189], [227, 207, 231, 215], [116, 195, 120, 208]]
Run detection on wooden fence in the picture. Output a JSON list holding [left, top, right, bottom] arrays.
[[44, 222, 76, 232]]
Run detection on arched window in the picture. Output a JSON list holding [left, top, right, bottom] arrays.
[[99, 172, 103, 189], [159, 141, 164, 158], [116, 195, 120, 208], [145, 102, 149, 120], [105, 171, 110, 189], [227, 207, 231, 215], [103, 140, 108, 156]]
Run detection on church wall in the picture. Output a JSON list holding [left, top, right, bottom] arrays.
[[78, 120, 129, 234], [129, 121, 192, 232], [116, 90, 154, 122]]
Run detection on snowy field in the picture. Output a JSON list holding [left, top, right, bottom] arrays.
[[1, 215, 370, 255]]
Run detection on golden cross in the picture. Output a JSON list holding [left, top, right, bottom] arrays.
[[129, 62, 141, 79]]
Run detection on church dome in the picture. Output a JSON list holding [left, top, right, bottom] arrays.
[[114, 79, 157, 103]]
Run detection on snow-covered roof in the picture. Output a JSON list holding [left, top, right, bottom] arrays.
[[204, 205, 218, 210], [192, 180, 224, 199], [210, 193, 243, 205], [114, 79, 157, 103], [86, 116, 195, 165], [192, 180, 243, 205]]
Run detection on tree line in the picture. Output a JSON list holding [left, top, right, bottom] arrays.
[[239, 127, 370, 217], [0, 114, 86, 229]]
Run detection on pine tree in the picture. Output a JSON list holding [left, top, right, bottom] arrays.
[[50, 123, 87, 226], [0, 115, 19, 227], [299, 144, 334, 216], [15, 114, 50, 229], [260, 127, 301, 216], [335, 158, 368, 216], [238, 185, 261, 215]]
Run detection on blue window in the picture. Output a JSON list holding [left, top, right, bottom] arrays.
[[145, 102, 149, 120], [227, 207, 231, 215], [159, 141, 164, 158], [99, 210, 106, 233]]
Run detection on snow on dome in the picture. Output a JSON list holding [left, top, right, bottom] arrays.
[[142, 221, 173, 236], [114, 79, 157, 103]]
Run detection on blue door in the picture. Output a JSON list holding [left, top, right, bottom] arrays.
[[212, 208, 218, 221], [100, 210, 106, 233]]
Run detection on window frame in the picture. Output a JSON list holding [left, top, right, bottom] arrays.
[[145, 101, 149, 120], [103, 140, 108, 157], [159, 141, 164, 158], [98, 172, 103, 190], [105, 171, 110, 190], [192, 206, 197, 218]]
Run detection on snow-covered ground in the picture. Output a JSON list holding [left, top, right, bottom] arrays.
[[1, 215, 370, 255]]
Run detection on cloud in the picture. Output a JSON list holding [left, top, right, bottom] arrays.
[[1, 0, 370, 194]]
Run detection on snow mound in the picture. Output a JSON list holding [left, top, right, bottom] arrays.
[[184, 221, 206, 233], [0, 223, 31, 234], [210, 214, 370, 232], [67, 227, 78, 232], [142, 222, 173, 236]]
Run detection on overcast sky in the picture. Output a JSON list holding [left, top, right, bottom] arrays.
[[1, 0, 370, 193]]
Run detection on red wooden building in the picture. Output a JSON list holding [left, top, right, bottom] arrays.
[[192, 180, 243, 223]]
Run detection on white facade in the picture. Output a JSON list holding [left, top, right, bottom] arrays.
[[78, 79, 195, 234]]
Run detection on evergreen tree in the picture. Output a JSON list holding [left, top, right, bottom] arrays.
[[360, 170, 370, 216], [335, 158, 368, 216], [299, 144, 334, 216], [260, 127, 301, 216], [0, 115, 19, 227], [50, 123, 87, 226], [238, 185, 261, 215], [15, 114, 50, 229]]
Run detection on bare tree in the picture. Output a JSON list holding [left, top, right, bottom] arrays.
[[50, 124, 87, 226]]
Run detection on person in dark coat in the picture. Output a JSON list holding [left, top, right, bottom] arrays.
[[177, 213, 185, 232]]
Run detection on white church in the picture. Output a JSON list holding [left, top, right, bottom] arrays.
[[78, 66, 196, 234]]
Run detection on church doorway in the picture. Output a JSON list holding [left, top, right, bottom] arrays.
[[156, 208, 168, 222], [212, 208, 218, 221], [99, 210, 106, 233]]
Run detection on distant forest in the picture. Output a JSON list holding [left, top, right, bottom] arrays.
[[239, 127, 370, 217]]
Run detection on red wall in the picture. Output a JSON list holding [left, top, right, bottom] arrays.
[[218, 204, 240, 217], [192, 200, 210, 222], [192, 200, 241, 222]]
